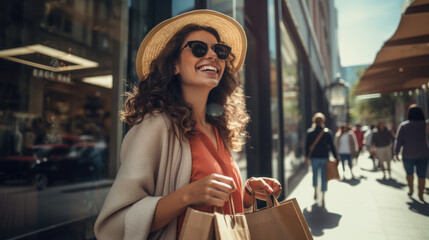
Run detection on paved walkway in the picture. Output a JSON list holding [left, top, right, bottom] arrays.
[[288, 151, 429, 240]]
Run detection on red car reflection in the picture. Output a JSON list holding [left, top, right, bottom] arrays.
[[0, 139, 106, 190]]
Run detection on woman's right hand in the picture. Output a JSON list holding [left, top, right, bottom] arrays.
[[304, 157, 310, 166], [183, 174, 236, 208], [149, 174, 235, 232]]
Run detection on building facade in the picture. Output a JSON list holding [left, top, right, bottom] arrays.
[[0, 0, 338, 238]]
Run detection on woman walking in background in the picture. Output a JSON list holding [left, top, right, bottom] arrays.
[[394, 104, 429, 202], [371, 120, 395, 179], [305, 112, 339, 205], [335, 125, 358, 179]]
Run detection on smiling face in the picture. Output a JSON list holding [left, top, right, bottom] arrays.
[[174, 30, 226, 91]]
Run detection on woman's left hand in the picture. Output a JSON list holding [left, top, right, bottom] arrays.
[[246, 177, 282, 200]]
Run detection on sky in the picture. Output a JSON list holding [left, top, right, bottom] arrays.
[[335, 0, 404, 67]]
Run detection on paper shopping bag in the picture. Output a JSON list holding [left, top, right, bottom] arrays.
[[214, 195, 251, 240], [214, 212, 251, 240], [179, 207, 215, 240], [326, 159, 340, 181], [245, 196, 313, 240], [180, 195, 249, 240]]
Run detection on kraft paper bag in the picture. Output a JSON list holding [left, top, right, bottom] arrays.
[[245, 195, 313, 240], [214, 211, 251, 240], [326, 159, 340, 181], [180, 196, 250, 240], [179, 207, 215, 240]]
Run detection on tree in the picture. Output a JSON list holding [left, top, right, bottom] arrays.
[[349, 68, 410, 125]]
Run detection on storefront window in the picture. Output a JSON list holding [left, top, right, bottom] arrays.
[[207, 0, 244, 25], [0, 0, 127, 238], [267, 0, 280, 180], [172, 0, 194, 16], [279, 21, 301, 185]]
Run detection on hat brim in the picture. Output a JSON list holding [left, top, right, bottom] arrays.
[[136, 9, 247, 80]]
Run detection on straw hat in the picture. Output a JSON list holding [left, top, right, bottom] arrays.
[[135, 9, 247, 80]]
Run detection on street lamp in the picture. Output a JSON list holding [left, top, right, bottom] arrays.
[[327, 74, 350, 127]]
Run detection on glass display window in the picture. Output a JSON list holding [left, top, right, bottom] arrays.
[[0, 0, 125, 238]]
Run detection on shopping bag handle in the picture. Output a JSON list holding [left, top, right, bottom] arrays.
[[213, 194, 236, 216], [251, 191, 279, 212]]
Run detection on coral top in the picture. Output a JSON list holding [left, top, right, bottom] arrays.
[[176, 125, 243, 239]]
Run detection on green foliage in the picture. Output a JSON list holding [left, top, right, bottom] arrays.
[[348, 67, 402, 125], [357, 94, 397, 123]]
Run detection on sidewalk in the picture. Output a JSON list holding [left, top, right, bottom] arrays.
[[288, 151, 429, 240]]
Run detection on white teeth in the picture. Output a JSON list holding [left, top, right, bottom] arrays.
[[198, 65, 217, 72]]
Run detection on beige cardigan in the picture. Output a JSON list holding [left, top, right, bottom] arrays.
[[94, 112, 192, 240], [335, 131, 358, 157]]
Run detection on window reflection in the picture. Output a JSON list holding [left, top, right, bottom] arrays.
[[280, 21, 301, 185], [267, 0, 280, 180], [0, 0, 119, 238], [207, 0, 244, 25], [172, 0, 194, 16]]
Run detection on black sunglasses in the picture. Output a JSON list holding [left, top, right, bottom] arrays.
[[180, 40, 231, 60]]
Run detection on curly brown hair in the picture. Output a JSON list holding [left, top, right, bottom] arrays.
[[120, 24, 249, 151]]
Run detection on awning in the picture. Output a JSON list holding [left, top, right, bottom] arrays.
[[354, 0, 429, 95]]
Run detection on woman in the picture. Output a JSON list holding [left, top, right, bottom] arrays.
[[335, 125, 358, 179], [394, 104, 429, 201], [94, 10, 282, 240], [371, 120, 394, 179], [305, 112, 339, 205]]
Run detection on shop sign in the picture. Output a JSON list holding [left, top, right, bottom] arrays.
[[32, 68, 71, 84]]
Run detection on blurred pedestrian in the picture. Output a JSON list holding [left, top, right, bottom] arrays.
[[335, 125, 358, 179], [389, 121, 397, 161], [371, 120, 394, 179], [94, 10, 281, 239], [394, 104, 429, 201], [305, 112, 339, 205], [389, 121, 397, 139], [364, 124, 377, 169], [353, 123, 364, 163]]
